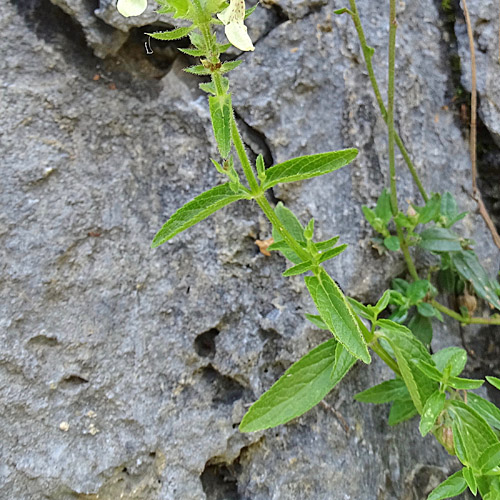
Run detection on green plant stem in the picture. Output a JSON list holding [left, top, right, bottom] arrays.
[[230, 110, 401, 376], [385, 0, 419, 281], [347, 0, 428, 202], [230, 116, 260, 194], [431, 300, 500, 325], [387, 0, 397, 216]]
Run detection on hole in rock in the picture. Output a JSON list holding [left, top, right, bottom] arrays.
[[201, 366, 245, 406], [201, 463, 241, 500], [59, 375, 89, 390], [194, 328, 220, 358]]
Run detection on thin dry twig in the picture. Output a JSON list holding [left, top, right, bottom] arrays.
[[319, 400, 350, 434], [462, 0, 500, 249]]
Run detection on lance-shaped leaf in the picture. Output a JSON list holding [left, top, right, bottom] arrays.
[[282, 260, 313, 277], [261, 149, 358, 190], [152, 183, 248, 247], [239, 339, 339, 432], [432, 347, 467, 376], [305, 269, 370, 364], [318, 244, 348, 264], [209, 94, 232, 158], [427, 470, 467, 500], [418, 227, 462, 252], [478, 443, 500, 474], [377, 320, 436, 413], [487, 376, 500, 391], [147, 26, 194, 40], [331, 343, 356, 382], [451, 251, 500, 310]]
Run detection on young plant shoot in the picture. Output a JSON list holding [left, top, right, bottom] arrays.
[[118, 0, 500, 498]]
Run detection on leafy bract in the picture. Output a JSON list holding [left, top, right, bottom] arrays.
[[239, 339, 340, 432], [261, 149, 358, 190], [418, 227, 462, 252], [209, 94, 232, 158], [152, 183, 248, 247], [451, 251, 500, 310], [427, 470, 467, 500], [305, 269, 370, 364]]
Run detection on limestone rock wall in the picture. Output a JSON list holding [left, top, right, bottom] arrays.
[[1, 0, 498, 498]]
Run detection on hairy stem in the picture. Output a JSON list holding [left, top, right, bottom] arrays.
[[347, 0, 428, 202], [431, 300, 500, 325]]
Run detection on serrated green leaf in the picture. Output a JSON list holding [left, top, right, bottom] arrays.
[[147, 26, 194, 40], [427, 470, 467, 500], [152, 183, 247, 247], [355, 378, 410, 404], [479, 443, 500, 473], [239, 339, 339, 432], [184, 64, 212, 75], [305, 313, 328, 330], [157, 0, 190, 17], [487, 377, 500, 391], [375, 189, 392, 224], [418, 227, 462, 252], [388, 399, 418, 425], [305, 270, 370, 364], [449, 400, 499, 469], [468, 393, 500, 432], [392, 278, 410, 294], [384, 235, 400, 251], [283, 260, 313, 277], [209, 94, 232, 159], [378, 320, 436, 413], [315, 236, 340, 251], [317, 244, 347, 264], [261, 149, 358, 190], [394, 212, 414, 228], [179, 47, 205, 56], [219, 60, 243, 73], [432, 347, 467, 376], [408, 314, 433, 345], [419, 390, 446, 436], [451, 251, 500, 310]]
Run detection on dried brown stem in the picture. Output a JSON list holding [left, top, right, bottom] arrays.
[[462, 0, 500, 249]]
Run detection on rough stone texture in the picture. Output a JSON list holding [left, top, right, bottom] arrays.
[[455, 0, 500, 147], [1, 0, 498, 500]]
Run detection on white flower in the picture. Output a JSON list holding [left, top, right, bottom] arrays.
[[217, 0, 254, 52], [117, 0, 148, 17]]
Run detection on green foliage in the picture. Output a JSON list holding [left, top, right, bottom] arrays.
[[305, 270, 371, 364], [428, 470, 467, 500], [151, 183, 249, 248], [209, 94, 232, 158], [147, 26, 194, 40], [261, 149, 358, 190], [239, 339, 348, 432]]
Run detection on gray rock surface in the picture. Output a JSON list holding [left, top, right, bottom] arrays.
[[455, 0, 500, 147], [1, 0, 497, 499]]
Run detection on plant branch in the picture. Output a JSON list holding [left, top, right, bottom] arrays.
[[431, 299, 500, 325], [347, 0, 429, 202]]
